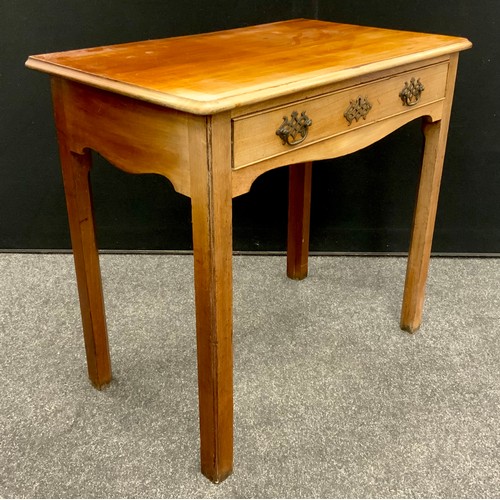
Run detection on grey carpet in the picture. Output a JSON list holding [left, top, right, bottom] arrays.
[[1, 254, 499, 498]]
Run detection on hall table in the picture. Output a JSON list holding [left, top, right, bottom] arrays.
[[26, 19, 471, 482]]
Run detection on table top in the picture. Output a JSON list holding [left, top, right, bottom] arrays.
[[26, 19, 471, 114]]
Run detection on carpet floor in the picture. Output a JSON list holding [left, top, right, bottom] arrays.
[[1, 254, 499, 498]]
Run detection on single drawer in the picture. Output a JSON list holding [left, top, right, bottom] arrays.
[[232, 62, 449, 169]]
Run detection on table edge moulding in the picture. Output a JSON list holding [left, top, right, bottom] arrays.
[[26, 18, 472, 483]]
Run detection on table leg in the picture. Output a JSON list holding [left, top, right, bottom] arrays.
[[287, 162, 313, 280], [190, 115, 233, 483], [401, 119, 445, 332], [400, 55, 459, 333], [59, 147, 111, 388]]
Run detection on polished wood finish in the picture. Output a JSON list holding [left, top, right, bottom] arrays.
[[401, 54, 460, 333], [50, 78, 191, 196], [232, 62, 448, 169], [52, 80, 111, 388], [231, 98, 445, 197], [287, 162, 313, 280], [26, 20, 470, 114], [26, 19, 471, 482], [189, 113, 233, 482]]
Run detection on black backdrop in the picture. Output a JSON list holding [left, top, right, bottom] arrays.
[[1, 0, 498, 253]]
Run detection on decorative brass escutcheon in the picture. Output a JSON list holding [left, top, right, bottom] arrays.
[[276, 111, 313, 146], [399, 77, 425, 106], [344, 96, 372, 125]]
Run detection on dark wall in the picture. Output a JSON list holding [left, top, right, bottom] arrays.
[[1, 0, 498, 253], [311, 1, 500, 254]]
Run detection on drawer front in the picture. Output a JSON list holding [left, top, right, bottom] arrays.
[[233, 62, 448, 169]]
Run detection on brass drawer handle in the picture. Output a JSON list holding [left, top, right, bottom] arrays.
[[276, 111, 312, 146], [344, 96, 372, 125], [399, 77, 425, 106]]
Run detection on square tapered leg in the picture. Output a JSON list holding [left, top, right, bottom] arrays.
[[287, 162, 313, 280]]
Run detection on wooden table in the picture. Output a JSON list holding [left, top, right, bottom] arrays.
[[26, 19, 471, 482]]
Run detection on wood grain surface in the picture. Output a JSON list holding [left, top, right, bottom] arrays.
[[287, 162, 313, 280], [28, 19, 472, 483], [232, 61, 448, 169], [26, 19, 471, 114], [400, 53, 461, 333]]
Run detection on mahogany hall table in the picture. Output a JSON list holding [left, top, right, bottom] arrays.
[[26, 19, 471, 482]]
